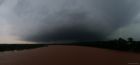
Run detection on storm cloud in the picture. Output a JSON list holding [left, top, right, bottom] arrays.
[[0, 0, 140, 42]]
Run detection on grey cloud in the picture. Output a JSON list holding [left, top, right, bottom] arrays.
[[0, 0, 140, 42]]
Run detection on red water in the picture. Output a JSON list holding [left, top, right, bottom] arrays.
[[0, 45, 140, 65]]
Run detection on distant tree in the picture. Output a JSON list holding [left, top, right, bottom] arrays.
[[127, 37, 135, 50], [118, 37, 127, 42], [128, 37, 133, 42], [117, 38, 128, 50]]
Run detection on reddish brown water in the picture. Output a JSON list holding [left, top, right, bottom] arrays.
[[0, 45, 140, 65]]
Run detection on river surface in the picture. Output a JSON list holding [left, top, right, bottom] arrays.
[[0, 45, 140, 65]]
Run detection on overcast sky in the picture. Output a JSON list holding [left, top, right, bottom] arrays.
[[0, 0, 140, 43]]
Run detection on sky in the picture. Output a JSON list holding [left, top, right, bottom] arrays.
[[0, 0, 140, 43]]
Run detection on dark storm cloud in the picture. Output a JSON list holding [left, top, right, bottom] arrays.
[[0, 0, 4, 5], [2, 0, 140, 42]]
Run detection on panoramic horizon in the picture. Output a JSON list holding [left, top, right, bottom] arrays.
[[0, 0, 140, 43], [0, 1, 140, 65]]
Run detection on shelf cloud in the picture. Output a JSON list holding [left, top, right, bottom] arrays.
[[0, 0, 140, 43]]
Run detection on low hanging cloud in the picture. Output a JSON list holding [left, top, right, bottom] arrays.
[[0, 0, 140, 42]]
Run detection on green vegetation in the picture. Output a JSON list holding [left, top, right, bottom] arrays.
[[0, 44, 47, 52]]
